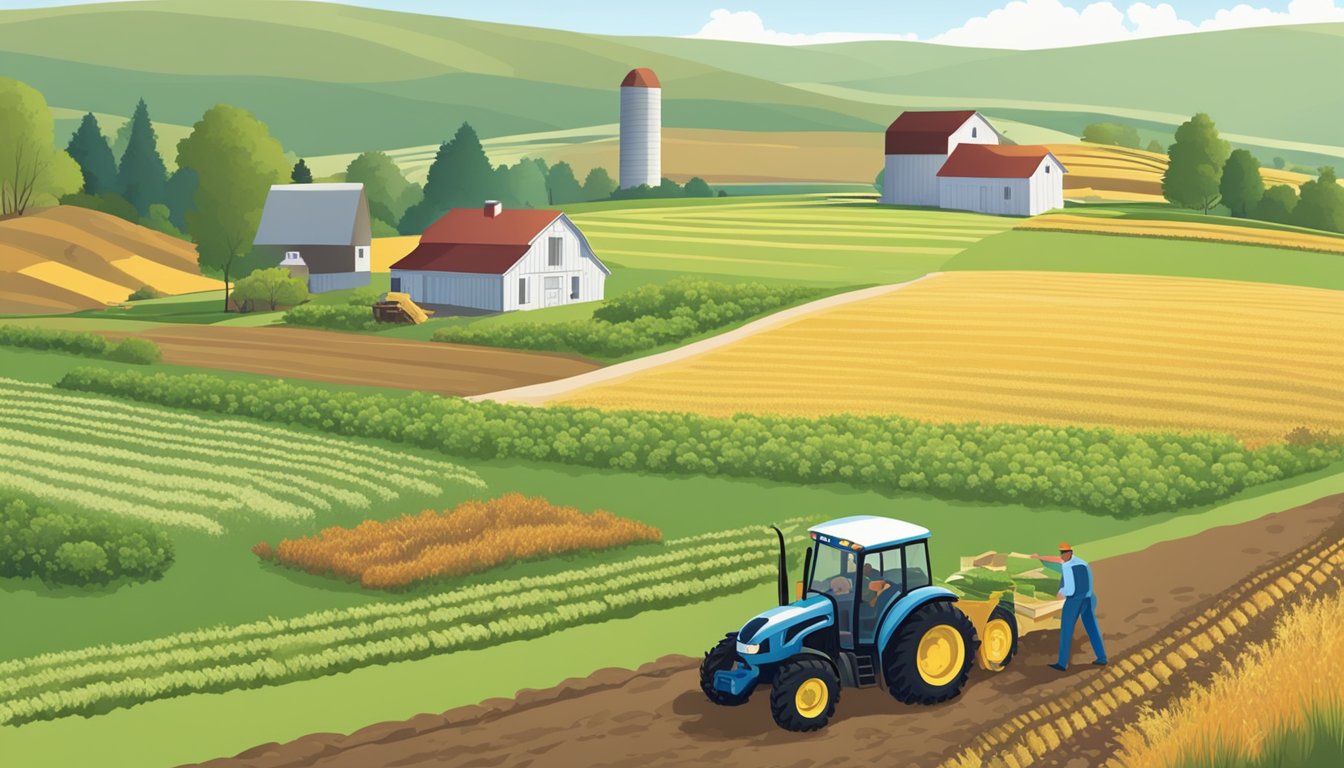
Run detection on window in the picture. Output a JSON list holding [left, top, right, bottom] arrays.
[[1045, 165, 1051, 174], [547, 237, 563, 267], [971, 126, 978, 138], [356, 247, 368, 260], [518, 277, 527, 304], [1004, 186, 1012, 200], [858, 548, 903, 644], [903, 542, 931, 591], [390, 277, 401, 292], [284, 251, 301, 262], [570, 275, 580, 300]]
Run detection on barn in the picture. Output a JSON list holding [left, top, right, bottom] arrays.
[[389, 201, 609, 313], [937, 144, 1067, 216], [253, 183, 372, 293], [881, 110, 1066, 216]]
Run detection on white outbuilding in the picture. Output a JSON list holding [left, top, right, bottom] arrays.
[[389, 201, 609, 313], [881, 110, 1066, 217]]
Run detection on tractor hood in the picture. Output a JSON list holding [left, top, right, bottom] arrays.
[[735, 594, 834, 659]]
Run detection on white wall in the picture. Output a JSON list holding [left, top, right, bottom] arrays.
[[883, 155, 946, 206], [393, 271, 503, 311], [945, 114, 999, 154], [620, 87, 661, 188], [937, 157, 1066, 216], [504, 218, 607, 312], [309, 272, 372, 294]]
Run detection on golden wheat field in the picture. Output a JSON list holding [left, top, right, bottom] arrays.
[[1017, 213, 1344, 255], [1045, 144, 1320, 203], [558, 271, 1344, 445]]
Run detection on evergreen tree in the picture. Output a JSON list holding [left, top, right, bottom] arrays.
[[116, 99, 168, 216], [1252, 184, 1298, 224], [1162, 113, 1230, 214], [164, 167, 198, 231], [290, 159, 313, 184], [581, 166, 616, 202], [1292, 167, 1344, 233], [546, 161, 583, 204], [398, 122, 496, 233], [1219, 149, 1263, 218], [65, 113, 119, 195]]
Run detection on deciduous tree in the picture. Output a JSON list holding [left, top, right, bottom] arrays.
[[546, 161, 583, 204], [66, 113, 119, 195], [1291, 167, 1344, 233], [344, 151, 416, 223], [1162, 113, 1230, 214], [684, 177, 714, 197], [1082, 122, 1141, 149], [581, 166, 616, 202], [1220, 149, 1264, 218], [116, 99, 169, 216], [177, 104, 289, 311], [0, 78, 82, 216], [1146, 139, 1165, 154], [290, 159, 313, 184], [1252, 184, 1298, 224], [231, 267, 309, 311]]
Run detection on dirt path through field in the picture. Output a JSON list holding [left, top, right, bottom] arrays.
[[193, 495, 1344, 768], [107, 326, 601, 397]]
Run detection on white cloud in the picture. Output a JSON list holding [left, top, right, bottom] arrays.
[[688, 9, 916, 45], [688, 2, 1344, 50]]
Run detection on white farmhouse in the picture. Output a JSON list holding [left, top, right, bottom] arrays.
[[389, 201, 609, 313], [881, 110, 1066, 216]]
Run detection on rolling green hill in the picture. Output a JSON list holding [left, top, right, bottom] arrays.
[[4, 0, 1342, 164]]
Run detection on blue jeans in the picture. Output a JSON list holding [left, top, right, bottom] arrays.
[[1057, 595, 1106, 669]]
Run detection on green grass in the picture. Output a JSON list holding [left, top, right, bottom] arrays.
[[944, 230, 1344, 290], [1058, 202, 1344, 239]]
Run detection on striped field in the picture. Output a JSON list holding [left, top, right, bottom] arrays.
[[1016, 211, 1344, 255], [557, 271, 1344, 446], [1046, 144, 1320, 203]]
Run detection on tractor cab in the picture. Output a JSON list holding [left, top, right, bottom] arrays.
[[701, 516, 1019, 732]]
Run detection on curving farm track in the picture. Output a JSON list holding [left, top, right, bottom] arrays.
[[191, 495, 1344, 768]]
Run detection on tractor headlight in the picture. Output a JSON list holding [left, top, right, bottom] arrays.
[[739, 643, 760, 655]]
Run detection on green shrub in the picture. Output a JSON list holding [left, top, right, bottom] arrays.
[[107, 337, 163, 364], [432, 279, 825, 358], [56, 367, 1344, 517], [345, 286, 384, 307], [282, 303, 379, 331], [0, 493, 174, 587], [127, 286, 163, 302]]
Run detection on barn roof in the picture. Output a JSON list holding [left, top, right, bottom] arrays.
[[884, 110, 980, 155], [621, 67, 661, 88], [254, 183, 369, 246], [420, 207, 562, 246], [936, 144, 1065, 179], [390, 243, 532, 274]]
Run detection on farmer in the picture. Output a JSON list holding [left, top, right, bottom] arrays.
[[1033, 543, 1108, 671]]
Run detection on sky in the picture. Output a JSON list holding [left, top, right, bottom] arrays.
[[4, 0, 1344, 48]]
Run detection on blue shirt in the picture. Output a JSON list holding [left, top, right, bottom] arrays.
[[1059, 556, 1093, 599]]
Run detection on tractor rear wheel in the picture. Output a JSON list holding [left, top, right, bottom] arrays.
[[978, 604, 1019, 672], [700, 633, 752, 706], [769, 657, 839, 731], [883, 601, 978, 705]]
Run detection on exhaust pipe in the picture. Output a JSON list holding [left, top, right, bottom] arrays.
[[771, 525, 789, 606]]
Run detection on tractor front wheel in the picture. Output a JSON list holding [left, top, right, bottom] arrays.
[[700, 633, 753, 706], [769, 658, 839, 731], [884, 601, 978, 705]]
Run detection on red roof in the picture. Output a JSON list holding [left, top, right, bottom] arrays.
[[936, 144, 1058, 179], [390, 243, 531, 274], [885, 110, 978, 155], [420, 208, 561, 246], [621, 67, 661, 88]]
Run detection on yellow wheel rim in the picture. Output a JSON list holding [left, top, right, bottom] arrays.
[[983, 618, 1013, 665], [917, 625, 966, 686], [794, 677, 829, 719]]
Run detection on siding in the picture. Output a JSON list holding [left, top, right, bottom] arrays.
[[944, 114, 1000, 154], [883, 155, 946, 206], [619, 87, 661, 188], [503, 219, 606, 312], [937, 158, 1066, 217], [308, 271, 371, 293], [394, 271, 502, 311], [257, 244, 357, 274]]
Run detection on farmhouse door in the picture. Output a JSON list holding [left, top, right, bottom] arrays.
[[543, 276, 563, 307], [979, 186, 990, 212]]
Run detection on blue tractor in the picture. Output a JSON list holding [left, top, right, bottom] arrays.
[[701, 516, 1018, 731]]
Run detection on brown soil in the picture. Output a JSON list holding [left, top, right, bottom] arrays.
[[117, 326, 601, 397], [191, 495, 1344, 768]]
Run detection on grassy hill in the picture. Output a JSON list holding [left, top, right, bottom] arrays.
[[0, 207, 218, 314], [4, 0, 1342, 166]]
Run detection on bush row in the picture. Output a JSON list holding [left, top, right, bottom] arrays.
[[56, 368, 1344, 517], [280, 304, 380, 331], [0, 493, 174, 587], [0, 325, 161, 364], [432, 278, 824, 358]]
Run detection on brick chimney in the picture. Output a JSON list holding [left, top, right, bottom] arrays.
[[484, 200, 502, 218]]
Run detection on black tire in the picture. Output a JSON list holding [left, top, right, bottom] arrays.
[[978, 603, 1019, 671], [700, 633, 753, 706], [883, 601, 979, 705], [769, 657, 840, 732]]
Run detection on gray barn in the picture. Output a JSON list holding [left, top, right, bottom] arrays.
[[253, 183, 372, 293]]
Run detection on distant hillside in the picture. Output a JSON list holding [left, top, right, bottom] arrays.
[[3, 0, 1342, 166], [0, 207, 219, 314]]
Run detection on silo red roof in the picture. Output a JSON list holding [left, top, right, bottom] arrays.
[[885, 110, 979, 155], [621, 68, 661, 88]]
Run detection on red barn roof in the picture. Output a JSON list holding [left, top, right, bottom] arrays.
[[621, 67, 661, 88], [936, 144, 1062, 179], [884, 110, 979, 155], [391, 243, 532, 274], [419, 207, 561, 246]]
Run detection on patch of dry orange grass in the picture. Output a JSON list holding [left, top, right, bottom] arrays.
[[1017, 213, 1344, 254], [1113, 589, 1344, 768], [257, 493, 662, 589], [559, 271, 1344, 446]]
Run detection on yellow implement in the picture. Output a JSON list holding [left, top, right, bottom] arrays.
[[956, 589, 1016, 672], [373, 292, 435, 325]]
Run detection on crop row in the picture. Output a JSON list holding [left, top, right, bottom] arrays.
[[0, 529, 792, 724]]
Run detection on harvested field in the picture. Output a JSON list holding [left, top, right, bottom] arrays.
[[190, 494, 1344, 768], [107, 325, 601, 396], [1046, 144, 1320, 203], [1017, 212, 1344, 254], [556, 271, 1344, 446]]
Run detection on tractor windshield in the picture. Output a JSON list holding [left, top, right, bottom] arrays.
[[808, 543, 858, 598]]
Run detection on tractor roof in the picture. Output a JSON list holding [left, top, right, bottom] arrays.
[[809, 516, 930, 550]]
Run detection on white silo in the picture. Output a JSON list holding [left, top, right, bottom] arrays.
[[619, 67, 661, 189]]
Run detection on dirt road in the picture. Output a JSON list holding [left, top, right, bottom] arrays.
[[193, 495, 1344, 768], [112, 326, 601, 397]]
